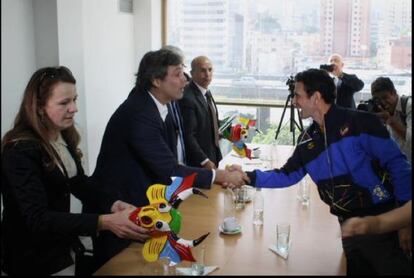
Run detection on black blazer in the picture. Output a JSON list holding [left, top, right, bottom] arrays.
[[1, 140, 113, 275], [90, 88, 214, 266], [179, 81, 223, 166], [336, 72, 364, 109]]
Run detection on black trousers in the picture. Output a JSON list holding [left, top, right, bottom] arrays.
[[342, 232, 411, 275]]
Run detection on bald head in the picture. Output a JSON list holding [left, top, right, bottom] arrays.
[[328, 53, 344, 76], [191, 56, 213, 89], [329, 53, 343, 63]]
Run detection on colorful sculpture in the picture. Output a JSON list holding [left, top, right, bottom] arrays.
[[220, 116, 259, 159], [129, 173, 209, 265]]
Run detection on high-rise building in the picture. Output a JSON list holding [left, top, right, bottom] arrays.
[[386, 0, 411, 38], [320, 0, 371, 57], [390, 37, 412, 69], [174, 0, 229, 70], [373, 0, 411, 70]]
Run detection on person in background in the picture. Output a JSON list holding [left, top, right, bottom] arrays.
[[228, 68, 411, 275], [1, 66, 149, 275], [90, 49, 248, 269], [179, 56, 222, 169], [327, 53, 364, 109], [371, 77, 411, 163]]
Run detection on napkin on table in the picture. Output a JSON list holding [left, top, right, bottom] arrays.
[[176, 265, 219, 276], [268, 244, 290, 260]]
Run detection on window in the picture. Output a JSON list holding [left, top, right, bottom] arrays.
[[166, 0, 412, 145]]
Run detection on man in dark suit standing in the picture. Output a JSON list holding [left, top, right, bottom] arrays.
[[328, 53, 364, 109], [179, 56, 222, 170], [88, 49, 248, 269]]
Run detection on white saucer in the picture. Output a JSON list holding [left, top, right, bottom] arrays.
[[218, 224, 242, 235]]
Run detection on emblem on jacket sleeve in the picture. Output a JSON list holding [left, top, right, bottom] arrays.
[[307, 141, 315, 150], [129, 173, 209, 265], [372, 184, 390, 203]]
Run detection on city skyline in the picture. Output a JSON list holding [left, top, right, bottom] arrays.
[[168, 0, 411, 74]]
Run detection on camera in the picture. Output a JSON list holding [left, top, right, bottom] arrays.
[[320, 64, 335, 72], [357, 98, 383, 113], [286, 75, 295, 93]]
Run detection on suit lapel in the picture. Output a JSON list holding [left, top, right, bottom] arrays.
[[130, 88, 170, 144], [191, 81, 209, 113]]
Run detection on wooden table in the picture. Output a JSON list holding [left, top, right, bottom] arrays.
[[95, 145, 346, 275]]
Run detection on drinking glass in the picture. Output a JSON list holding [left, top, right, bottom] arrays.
[[191, 245, 205, 275], [276, 223, 291, 255]]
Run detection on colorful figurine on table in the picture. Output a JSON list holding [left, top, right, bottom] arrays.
[[220, 116, 260, 159], [129, 173, 210, 266]]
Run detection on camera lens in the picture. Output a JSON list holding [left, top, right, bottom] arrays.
[[320, 64, 335, 72]]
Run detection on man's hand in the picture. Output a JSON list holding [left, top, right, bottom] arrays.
[[99, 207, 151, 242], [340, 216, 379, 238], [225, 164, 244, 173], [398, 226, 412, 253], [374, 109, 391, 124], [202, 160, 217, 170], [374, 106, 407, 140], [222, 164, 250, 188], [215, 169, 250, 189]]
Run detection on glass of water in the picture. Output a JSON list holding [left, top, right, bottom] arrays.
[[233, 187, 247, 210], [276, 223, 291, 255], [297, 178, 310, 207], [191, 245, 205, 275]]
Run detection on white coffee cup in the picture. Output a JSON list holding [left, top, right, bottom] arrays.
[[223, 216, 238, 231]]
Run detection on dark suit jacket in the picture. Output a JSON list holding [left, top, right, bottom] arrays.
[[1, 139, 111, 275], [90, 87, 213, 267], [178, 81, 223, 167], [336, 72, 364, 109]]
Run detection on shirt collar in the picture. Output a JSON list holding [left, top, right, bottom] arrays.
[[194, 81, 208, 97], [51, 132, 67, 147], [148, 91, 169, 121]]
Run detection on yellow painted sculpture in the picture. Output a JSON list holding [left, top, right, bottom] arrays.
[[129, 173, 209, 265]]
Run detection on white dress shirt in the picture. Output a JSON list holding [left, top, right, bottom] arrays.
[[148, 91, 184, 164]]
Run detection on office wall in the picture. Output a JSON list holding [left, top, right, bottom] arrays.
[[33, 0, 59, 68], [82, 0, 136, 173], [1, 0, 37, 136]]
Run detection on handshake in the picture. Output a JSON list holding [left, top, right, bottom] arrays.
[[215, 164, 249, 189]]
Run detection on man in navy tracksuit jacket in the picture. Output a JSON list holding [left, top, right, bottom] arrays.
[[243, 69, 411, 275]]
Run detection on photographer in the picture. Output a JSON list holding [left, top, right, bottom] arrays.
[[371, 77, 411, 163], [321, 53, 364, 109]]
